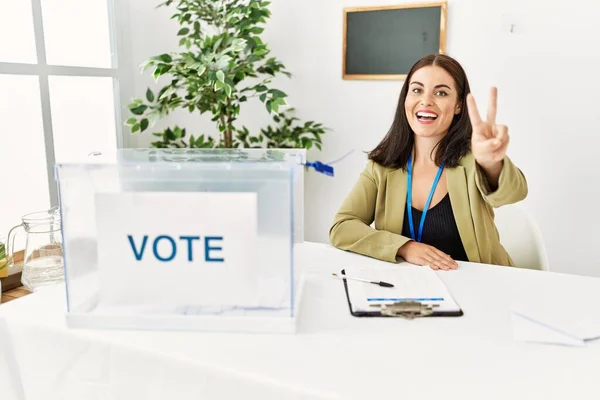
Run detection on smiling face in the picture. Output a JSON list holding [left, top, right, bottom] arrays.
[[404, 65, 462, 140]]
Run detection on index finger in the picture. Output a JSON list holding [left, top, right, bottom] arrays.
[[466, 93, 482, 125], [487, 87, 497, 125]]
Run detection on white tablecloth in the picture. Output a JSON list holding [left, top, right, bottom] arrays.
[[1, 242, 600, 400]]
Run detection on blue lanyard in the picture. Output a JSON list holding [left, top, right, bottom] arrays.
[[406, 154, 445, 243]]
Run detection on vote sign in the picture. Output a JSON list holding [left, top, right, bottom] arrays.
[[95, 192, 258, 308]]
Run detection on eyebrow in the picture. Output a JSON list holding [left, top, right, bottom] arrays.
[[410, 81, 452, 90]]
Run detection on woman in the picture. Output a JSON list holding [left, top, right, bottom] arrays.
[[329, 54, 527, 270]]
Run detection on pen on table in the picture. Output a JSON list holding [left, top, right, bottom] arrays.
[[331, 272, 394, 288]]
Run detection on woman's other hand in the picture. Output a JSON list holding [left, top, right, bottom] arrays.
[[397, 241, 458, 270]]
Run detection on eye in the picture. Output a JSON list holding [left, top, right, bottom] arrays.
[[436, 90, 448, 97], [411, 88, 422, 94]]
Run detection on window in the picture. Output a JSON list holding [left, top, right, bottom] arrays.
[[0, 0, 124, 237]]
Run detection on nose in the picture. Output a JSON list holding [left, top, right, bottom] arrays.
[[420, 91, 435, 107]]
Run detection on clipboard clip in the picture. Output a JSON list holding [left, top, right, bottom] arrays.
[[371, 301, 439, 319]]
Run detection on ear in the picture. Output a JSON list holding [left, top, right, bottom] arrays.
[[454, 103, 462, 115]]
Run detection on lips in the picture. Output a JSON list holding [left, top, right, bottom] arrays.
[[416, 110, 438, 124]]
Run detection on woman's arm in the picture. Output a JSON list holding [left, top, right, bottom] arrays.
[[475, 156, 528, 207], [477, 159, 503, 190], [329, 161, 412, 263], [466, 89, 528, 207]]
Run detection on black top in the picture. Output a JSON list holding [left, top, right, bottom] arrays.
[[401, 193, 469, 261]]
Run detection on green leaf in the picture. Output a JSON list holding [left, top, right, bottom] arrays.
[[140, 60, 155, 72], [153, 67, 163, 81], [158, 86, 177, 100], [253, 48, 268, 56], [197, 65, 207, 76], [273, 97, 287, 107], [259, 93, 267, 102], [131, 123, 140, 133], [174, 126, 183, 138], [213, 37, 223, 51], [146, 88, 155, 102], [165, 128, 175, 140], [148, 111, 160, 125], [224, 84, 232, 97], [216, 70, 225, 83], [159, 54, 172, 63], [194, 21, 200, 32], [271, 102, 279, 114], [129, 105, 148, 115], [125, 117, 137, 126], [177, 28, 190, 36], [248, 27, 264, 34], [268, 89, 287, 99], [140, 118, 149, 132], [215, 81, 225, 91]]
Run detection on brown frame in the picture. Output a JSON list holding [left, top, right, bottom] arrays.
[[342, 2, 448, 80]]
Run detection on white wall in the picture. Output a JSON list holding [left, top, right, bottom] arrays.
[[122, 0, 600, 277]]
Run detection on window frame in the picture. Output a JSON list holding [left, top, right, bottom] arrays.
[[0, 0, 132, 205]]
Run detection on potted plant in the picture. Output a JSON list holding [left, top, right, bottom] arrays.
[[125, 0, 327, 150]]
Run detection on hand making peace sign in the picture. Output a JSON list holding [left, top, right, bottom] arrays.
[[467, 87, 509, 168]]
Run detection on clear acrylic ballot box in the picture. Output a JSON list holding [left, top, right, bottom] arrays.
[[55, 148, 304, 333]]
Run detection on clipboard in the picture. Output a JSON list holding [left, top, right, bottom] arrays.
[[341, 269, 464, 318]]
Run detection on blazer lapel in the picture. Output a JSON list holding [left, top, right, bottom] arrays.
[[447, 166, 481, 263], [384, 168, 407, 234]]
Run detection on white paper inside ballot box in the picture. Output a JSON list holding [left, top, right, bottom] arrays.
[[94, 192, 260, 309]]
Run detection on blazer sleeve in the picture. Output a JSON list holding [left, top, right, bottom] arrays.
[[329, 161, 412, 263], [475, 156, 528, 207]]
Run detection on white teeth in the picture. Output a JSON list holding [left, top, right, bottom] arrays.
[[417, 112, 438, 118]]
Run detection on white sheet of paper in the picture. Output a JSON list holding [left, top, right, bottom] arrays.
[[512, 304, 600, 340], [506, 270, 600, 346], [344, 264, 461, 313], [511, 312, 586, 347], [511, 298, 600, 342], [95, 192, 258, 308]]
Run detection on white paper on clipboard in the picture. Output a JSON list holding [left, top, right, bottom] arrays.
[[344, 264, 461, 313]]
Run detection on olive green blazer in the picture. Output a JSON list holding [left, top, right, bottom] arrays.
[[329, 153, 528, 266]]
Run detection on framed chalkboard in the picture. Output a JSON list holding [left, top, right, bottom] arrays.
[[343, 2, 447, 80]]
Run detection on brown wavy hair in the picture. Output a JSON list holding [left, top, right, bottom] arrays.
[[368, 54, 472, 169]]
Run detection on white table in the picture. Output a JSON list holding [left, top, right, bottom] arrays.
[[1, 242, 600, 400]]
